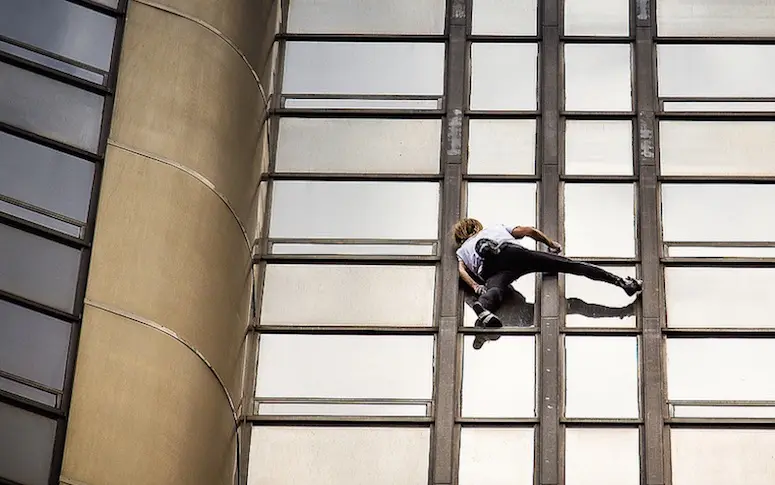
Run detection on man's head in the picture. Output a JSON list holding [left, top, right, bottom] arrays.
[[452, 218, 483, 246]]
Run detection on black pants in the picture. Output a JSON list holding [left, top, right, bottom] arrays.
[[477, 242, 623, 313]]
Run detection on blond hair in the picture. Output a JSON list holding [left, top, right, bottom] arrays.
[[452, 218, 483, 246]]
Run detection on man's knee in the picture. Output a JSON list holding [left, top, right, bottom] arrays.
[[478, 286, 505, 311]]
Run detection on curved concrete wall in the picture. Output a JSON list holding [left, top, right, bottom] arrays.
[[60, 1, 275, 484]]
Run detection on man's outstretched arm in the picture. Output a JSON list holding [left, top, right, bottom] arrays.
[[511, 226, 562, 252]]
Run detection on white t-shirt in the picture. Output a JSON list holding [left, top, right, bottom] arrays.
[[456, 224, 520, 275]]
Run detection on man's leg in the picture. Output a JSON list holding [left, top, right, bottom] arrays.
[[471, 270, 520, 329]]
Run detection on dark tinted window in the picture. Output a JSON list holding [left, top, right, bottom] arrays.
[[0, 401, 56, 485]]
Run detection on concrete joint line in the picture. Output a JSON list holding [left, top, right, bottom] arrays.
[[107, 140, 252, 252], [130, 0, 270, 110], [60, 477, 92, 485], [83, 299, 239, 430]]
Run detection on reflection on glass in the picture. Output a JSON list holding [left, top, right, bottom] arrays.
[[671, 429, 775, 485], [270, 243, 435, 256], [660, 121, 775, 176], [564, 336, 639, 418], [0, 400, 56, 485], [667, 339, 775, 402], [0, 223, 81, 312], [0, 0, 116, 71], [564, 183, 636, 257], [0, 40, 105, 84], [662, 101, 775, 112], [287, 0, 445, 34], [565, 428, 640, 485], [258, 402, 428, 417], [0, 62, 104, 152], [461, 336, 535, 417], [248, 427, 431, 485], [658, 0, 775, 37], [276, 118, 441, 174], [256, 335, 434, 401], [471, 0, 538, 35], [665, 268, 775, 329], [269, 181, 439, 240], [564, 44, 632, 112], [565, 266, 636, 328], [564, 0, 630, 36], [564, 120, 633, 175], [463, 275, 535, 328], [466, 183, 537, 252], [661, 184, 775, 243], [282, 42, 445, 96], [470, 43, 538, 111], [260, 265, 435, 327], [458, 428, 535, 485], [658, 45, 775, 98], [467, 119, 536, 175]]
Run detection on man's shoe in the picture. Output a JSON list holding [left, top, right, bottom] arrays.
[[472, 301, 503, 328], [621, 277, 643, 296]]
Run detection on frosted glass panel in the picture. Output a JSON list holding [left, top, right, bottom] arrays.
[[287, 0, 445, 34], [565, 428, 640, 485], [472, 0, 538, 35], [565, 120, 633, 175], [564, 44, 633, 112], [565, 0, 630, 36], [458, 428, 535, 485], [467, 120, 536, 175], [470, 44, 538, 111], [564, 183, 636, 257], [658, 0, 775, 37]]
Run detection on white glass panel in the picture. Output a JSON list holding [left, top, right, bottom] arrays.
[[661, 184, 775, 243], [258, 402, 428, 416], [565, 266, 637, 328], [270, 243, 435, 256], [667, 339, 775, 402], [565, 120, 633, 175], [660, 121, 775, 176], [658, 45, 775, 98], [276, 118, 441, 174], [564, 44, 633, 112], [666, 246, 775, 258], [256, 335, 434, 400], [658, 0, 775, 37], [466, 183, 537, 250], [260, 265, 435, 327], [565, 0, 630, 36], [472, 0, 538, 35], [461, 336, 535, 417], [665, 268, 775, 329], [470, 43, 538, 111], [565, 336, 639, 418], [565, 428, 640, 485], [458, 428, 535, 485], [662, 101, 775, 112], [671, 429, 775, 485], [269, 181, 439, 239], [287, 0, 446, 34], [673, 405, 775, 419], [564, 183, 636, 257], [284, 98, 441, 110], [248, 427, 430, 485], [467, 119, 536, 175]]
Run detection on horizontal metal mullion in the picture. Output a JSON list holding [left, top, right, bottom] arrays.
[[68, 0, 125, 16], [457, 417, 539, 425], [465, 110, 541, 118], [561, 111, 637, 118], [467, 35, 541, 43], [247, 415, 433, 425], [265, 172, 443, 182], [661, 258, 775, 267], [0, 50, 110, 96], [0, 34, 108, 79], [0, 212, 88, 249], [560, 36, 635, 43], [561, 327, 641, 336], [463, 174, 540, 182], [253, 325, 437, 335], [0, 193, 85, 229], [0, 122, 102, 162], [560, 175, 639, 183], [0, 290, 79, 323], [663, 328, 775, 338], [458, 327, 538, 335], [0, 369, 62, 398], [656, 37, 775, 45], [0, 389, 65, 419], [257, 254, 441, 264], [667, 419, 775, 428], [560, 418, 643, 426], [276, 33, 447, 42], [658, 111, 775, 120], [271, 108, 446, 118], [659, 176, 775, 184]]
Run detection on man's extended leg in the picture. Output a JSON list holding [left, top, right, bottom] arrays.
[[471, 270, 520, 329]]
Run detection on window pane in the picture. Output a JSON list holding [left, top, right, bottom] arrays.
[[665, 245, 775, 258], [275, 118, 441, 174], [466, 182, 537, 250], [660, 121, 775, 176], [0, 62, 104, 152], [565, 428, 640, 485], [0, 199, 80, 238], [268, 181, 439, 240], [287, 0, 445, 34], [0, 401, 56, 485], [564, 120, 633, 175], [0, 223, 81, 312], [471, 0, 538, 35], [565, 266, 637, 328], [0, 131, 94, 225], [283, 97, 440, 110], [667, 339, 775, 402], [458, 428, 535, 485], [564, 336, 639, 418], [663, 100, 775, 112], [665, 268, 775, 329], [463, 275, 535, 328], [0, 0, 116, 71], [564, 44, 632, 112], [0, 376, 57, 408], [658, 0, 775, 37], [658, 45, 775, 98], [564, 0, 630, 36], [0, 299, 70, 402], [470, 44, 538, 111], [467, 119, 536, 175], [282, 42, 445, 100], [257, 402, 428, 417], [248, 427, 430, 485], [461, 336, 535, 418], [270, 242, 435, 256], [260, 265, 435, 327], [0, 39, 105, 85], [661, 184, 775, 243], [255, 335, 434, 404], [564, 183, 636, 257], [671, 429, 775, 485]]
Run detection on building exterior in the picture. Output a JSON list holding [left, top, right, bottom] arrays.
[[1, 1, 774, 485]]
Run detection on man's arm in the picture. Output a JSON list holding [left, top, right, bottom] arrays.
[[511, 226, 562, 252], [458, 260, 483, 293]]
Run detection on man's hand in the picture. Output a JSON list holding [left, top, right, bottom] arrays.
[[474, 284, 487, 296], [548, 241, 562, 254]]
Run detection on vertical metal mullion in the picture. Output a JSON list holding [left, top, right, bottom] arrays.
[[433, 1, 466, 484], [634, 1, 666, 484], [539, 0, 561, 483]]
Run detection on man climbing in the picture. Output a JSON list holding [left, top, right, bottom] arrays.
[[453, 218, 642, 329]]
